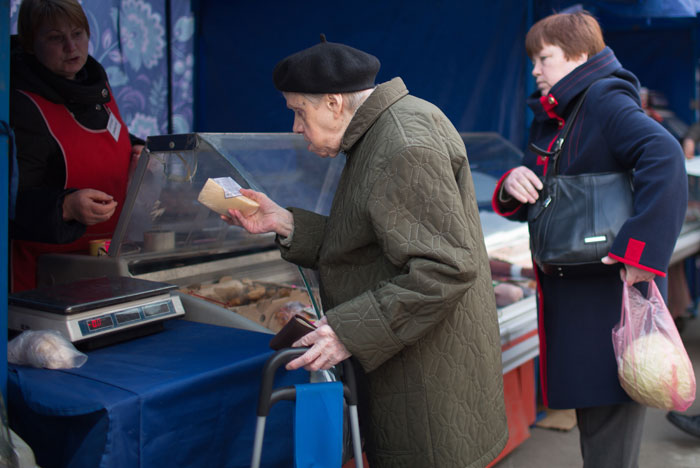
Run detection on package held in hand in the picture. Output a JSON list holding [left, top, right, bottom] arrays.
[[197, 177, 259, 216], [612, 281, 696, 411]]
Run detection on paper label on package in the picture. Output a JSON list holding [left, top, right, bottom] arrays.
[[214, 177, 242, 199]]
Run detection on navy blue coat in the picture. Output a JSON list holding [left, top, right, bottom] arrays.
[[493, 47, 688, 408]]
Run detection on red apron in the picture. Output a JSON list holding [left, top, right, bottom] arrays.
[[11, 90, 132, 292]]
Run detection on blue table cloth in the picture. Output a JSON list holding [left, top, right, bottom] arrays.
[[8, 320, 307, 468]]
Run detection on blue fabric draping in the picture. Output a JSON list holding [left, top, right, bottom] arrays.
[[193, 0, 699, 152], [194, 1, 531, 148], [1, 121, 17, 220], [596, 0, 700, 18], [294, 382, 343, 468], [539, 1, 700, 18], [8, 320, 307, 468]]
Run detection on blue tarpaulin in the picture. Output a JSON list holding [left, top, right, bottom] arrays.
[[193, 1, 699, 150], [194, 1, 531, 147], [597, 0, 700, 18]]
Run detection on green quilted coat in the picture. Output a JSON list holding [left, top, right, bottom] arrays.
[[280, 77, 508, 467]]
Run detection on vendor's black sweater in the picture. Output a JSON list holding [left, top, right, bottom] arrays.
[[9, 36, 142, 243]]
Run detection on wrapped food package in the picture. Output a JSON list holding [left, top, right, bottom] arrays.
[[8, 330, 87, 369], [618, 332, 695, 410], [197, 177, 259, 216]]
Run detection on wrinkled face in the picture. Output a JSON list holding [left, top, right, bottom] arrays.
[[284, 93, 343, 158], [531, 44, 587, 96], [33, 17, 89, 80]]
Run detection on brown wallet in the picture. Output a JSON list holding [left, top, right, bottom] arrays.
[[268, 314, 317, 350]]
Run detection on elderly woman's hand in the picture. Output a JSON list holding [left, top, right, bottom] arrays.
[[622, 265, 655, 285], [503, 166, 543, 204], [62, 188, 118, 225], [286, 316, 352, 371], [220, 188, 294, 237], [601, 256, 656, 285]]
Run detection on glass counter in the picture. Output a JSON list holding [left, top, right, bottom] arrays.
[[110, 133, 343, 268]]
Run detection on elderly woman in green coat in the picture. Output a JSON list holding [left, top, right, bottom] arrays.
[[224, 36, 507, 468]]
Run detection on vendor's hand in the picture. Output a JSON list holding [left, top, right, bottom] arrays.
[[131, 144, 144, 160], [503, 166, 543, 204], [601, 256, 656, 285], [62, 189, 117, 225], [286, 316, 351, 371], [220, 188, 294, 237], [128, 144, 145, 179]]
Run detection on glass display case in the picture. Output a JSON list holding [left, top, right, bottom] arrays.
[[461, 132, 524, 211], [112, 132, 343, 269], [37, 133, 343, 287], [672, 156, 700, 263], [462, 133, 539, 373], [37, 132, 344, 333], [461, 132, 531, 257]]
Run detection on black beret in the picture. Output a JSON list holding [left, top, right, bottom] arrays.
[[273, 34, 380, 94]]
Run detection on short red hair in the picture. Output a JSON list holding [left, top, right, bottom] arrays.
[[526, 10, 605, 60]]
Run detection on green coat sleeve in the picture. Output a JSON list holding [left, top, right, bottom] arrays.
[[327, 147, 480, 372], [278, 207, 327, 269]]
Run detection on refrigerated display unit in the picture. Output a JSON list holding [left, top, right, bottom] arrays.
[[35, 132, 343, 332]]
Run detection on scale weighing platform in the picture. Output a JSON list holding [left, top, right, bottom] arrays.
[[9, 276, 185, 349]]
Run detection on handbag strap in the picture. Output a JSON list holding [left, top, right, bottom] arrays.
[[528, 82, 598, 176]]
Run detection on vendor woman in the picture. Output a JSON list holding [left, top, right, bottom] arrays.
[[10, 0, 143, 292]]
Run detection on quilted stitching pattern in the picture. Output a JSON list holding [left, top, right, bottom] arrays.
[[283, 78, 507, 467]]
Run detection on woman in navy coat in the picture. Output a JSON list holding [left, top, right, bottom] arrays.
[[492, 11, 687, 468]]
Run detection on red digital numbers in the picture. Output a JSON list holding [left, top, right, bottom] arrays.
[[88, 318, 102, 330]]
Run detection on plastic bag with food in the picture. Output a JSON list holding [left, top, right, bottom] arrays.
[[8, 330, 88, 369], [612, 281, 695, 411]]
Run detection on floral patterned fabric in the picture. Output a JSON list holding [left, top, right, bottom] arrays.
[[10, 0, 194, 139]]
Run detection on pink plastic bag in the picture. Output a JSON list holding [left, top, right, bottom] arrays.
[[612, 280, 696, 411]]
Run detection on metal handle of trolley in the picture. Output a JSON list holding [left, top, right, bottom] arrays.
[[251, 347, 363, 468]]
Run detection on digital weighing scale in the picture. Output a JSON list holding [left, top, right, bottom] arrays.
[[9, 276, 185, 349]]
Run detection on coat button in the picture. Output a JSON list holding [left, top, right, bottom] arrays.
[[548, 95, 555, 105], [95, 104, 102, 110], [558, 120, 564, 128], [102, 88, 108, 98]]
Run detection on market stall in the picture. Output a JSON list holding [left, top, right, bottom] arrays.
[[13, 128, 700, 466], [4, 131, 539, 464], [4, 2, 700, 466]]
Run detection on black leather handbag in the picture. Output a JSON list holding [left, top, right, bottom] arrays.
[[527, 85, 634, 276]]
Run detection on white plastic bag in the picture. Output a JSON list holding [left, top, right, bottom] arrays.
[[8, 330, 87, 369], [612, 281, 696, 411]]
